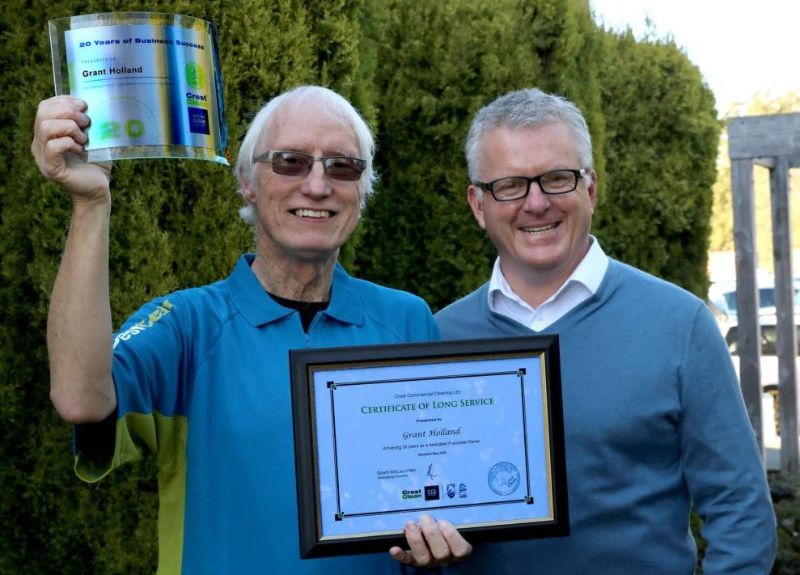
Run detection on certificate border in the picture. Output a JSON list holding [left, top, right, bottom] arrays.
[[327, 368, 534, 518], [290, 335, 568, 559]]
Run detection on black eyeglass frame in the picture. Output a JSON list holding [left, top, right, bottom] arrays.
[[475, 168, 589, 201], [252, 149, 366, 181]]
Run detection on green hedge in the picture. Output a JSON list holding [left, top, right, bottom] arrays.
[[353, 1, 717, 310], [770, 472, 800, 574], [595, 30, 720, 297], [0, 1, 723, 572], [352, 0, 606, 309]]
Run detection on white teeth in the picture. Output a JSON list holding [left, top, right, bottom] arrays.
[[294, 208, 331, 219], [521, 223, 558, 233]]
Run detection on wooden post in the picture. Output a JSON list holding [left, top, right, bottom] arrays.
[[731, 158, 764, 453], [770, 157, 800, 473], [729, 112, 800, 468]]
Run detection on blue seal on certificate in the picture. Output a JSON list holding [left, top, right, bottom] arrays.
[[488, 462, 521, 496]]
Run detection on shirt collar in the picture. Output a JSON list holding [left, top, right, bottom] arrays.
[[569, 236, 608, 295], [488, 236, 608, 307], [228, 254, 364, 327]]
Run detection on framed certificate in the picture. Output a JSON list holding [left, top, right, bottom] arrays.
[[289, 335, 568, 559]]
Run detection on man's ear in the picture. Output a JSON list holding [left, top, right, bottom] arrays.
[[240, 167, 258, 205], [467, 185, 487, 230], [586, 169, 598, 211]]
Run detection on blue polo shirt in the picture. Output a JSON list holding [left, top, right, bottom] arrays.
[[76, 254, 440, 574]]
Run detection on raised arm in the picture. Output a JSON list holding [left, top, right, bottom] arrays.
[[32, 96, 116, 423]]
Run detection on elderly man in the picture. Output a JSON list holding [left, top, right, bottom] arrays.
[[31, 85, 470, 574], [436, 88, 776, 574]]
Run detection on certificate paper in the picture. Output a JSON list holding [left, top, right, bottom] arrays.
[[49, 12, 229, 164], [290, 336, 568, 558]]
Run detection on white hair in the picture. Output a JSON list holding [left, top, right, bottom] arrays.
[[465, 88, 593, 192]]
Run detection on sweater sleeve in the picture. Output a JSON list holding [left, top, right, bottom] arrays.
[[678, 304, 776, 574]]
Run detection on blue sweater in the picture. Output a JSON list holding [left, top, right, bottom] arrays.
[[435, 259, 776, 574]]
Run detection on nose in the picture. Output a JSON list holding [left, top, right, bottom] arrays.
[[301, 159, 332, 198], [522, 180, 551, 213]]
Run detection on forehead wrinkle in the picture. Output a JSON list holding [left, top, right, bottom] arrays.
[[483, 125, 580, 179], [260, 101, 359, 157]]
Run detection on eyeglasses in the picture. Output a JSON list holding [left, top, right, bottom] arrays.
[[475, 169, 588, 201], [252, 150, 366, 182]]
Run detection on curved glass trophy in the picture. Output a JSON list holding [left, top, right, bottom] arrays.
[[49, 12, 229, 165]]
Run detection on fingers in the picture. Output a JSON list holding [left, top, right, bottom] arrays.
[[32, 96, 91, 179], [389, 516, 472, 567], [389, 520, 431, 566], [388, 543, 413, 565], [438, 519, 472, 560], [34, 96, 90, 143], [402, 519, 433, 566], [42, 117, 90, 146], [36, 95, 89, 122], [36, 124, 88, 170], [31, 95, 111, 199], [418, 515, 449, 564]]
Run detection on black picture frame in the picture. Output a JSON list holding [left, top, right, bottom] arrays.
[[289, 335, 568, 559]]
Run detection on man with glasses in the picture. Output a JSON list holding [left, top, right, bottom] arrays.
[[31, 85, 471, 573], [436, 88, 776, 574]]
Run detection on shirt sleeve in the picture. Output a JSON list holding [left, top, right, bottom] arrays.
[[75, 295, 187, 482], [679, 304, 776, 574]]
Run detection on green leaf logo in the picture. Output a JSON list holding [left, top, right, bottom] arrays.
[[185, 62, 206, 90]]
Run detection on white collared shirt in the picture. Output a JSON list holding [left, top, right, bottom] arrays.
[[488, 237, 609, 331]]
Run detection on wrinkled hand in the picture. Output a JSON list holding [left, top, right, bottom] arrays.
[[31, 95, 110, 202], [389, 515, 472, 568]]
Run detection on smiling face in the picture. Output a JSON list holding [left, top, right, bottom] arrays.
[[241, 100, 362, 269], [468, 122, 597, 295]]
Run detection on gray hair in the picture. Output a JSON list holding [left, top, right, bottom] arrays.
[[465, 88, 593, 184], [234, 85, 376, 225]]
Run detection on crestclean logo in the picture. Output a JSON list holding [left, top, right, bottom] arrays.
[[113, 300, 174, 349], [402, 489, 422, 500]]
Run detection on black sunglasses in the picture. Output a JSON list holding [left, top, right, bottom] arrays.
[[252, 150, 366, 182]]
